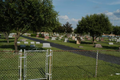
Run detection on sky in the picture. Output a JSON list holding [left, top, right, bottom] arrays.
[[52, 0, 120, 29]]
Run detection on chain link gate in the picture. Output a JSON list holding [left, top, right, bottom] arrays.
[[18, 49, 53, 80]]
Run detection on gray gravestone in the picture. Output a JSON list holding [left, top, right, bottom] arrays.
[[42, 43, 51, 48]]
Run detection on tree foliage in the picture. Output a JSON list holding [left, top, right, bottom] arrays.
[[112, 26, 120, 35], [76, 14, 112, 43], [63, 22, 73, 33], [0, 0, 59, 51], [53, 22, 73, 33]]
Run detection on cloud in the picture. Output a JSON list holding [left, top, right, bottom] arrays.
[[59, 15, 69, 20], [58, 15, 81, 28], [114, 9, 120, 18], [108, 0, 120, 5], [104, 9, 120, 26], [104, 9, 120, 20], [89, 0, 120, 5]]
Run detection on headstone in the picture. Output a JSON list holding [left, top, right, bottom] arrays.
[[56, 33, 59, 36], [8, 36, 12, 38], [101, 38, 104, 41], [36, 34, 39, 38], [75, 38, 77, 41], [87, 38, 91, 40], [116, 39, 120, 43], [72, 36, 75, 40], [76, 37, 81, 44], [109, 39, 111, 41], [59, 37, 62, 40], [44, 36, 49, 40], [20, 45, 26, 48], [79, 46, 83, 48], [24, 42, 28, 44], [109, 42, 113, 45], [20, 39, 27, 42], [64, 38, 69, 42], [17, 42, 20, 44], [31, 42, 35, 44], [30, 45, 35, 48], [51, 37, 56, 40], [95, 44, 102, 48], [36, 42, 40, 44], [42, 43, 51, 48]]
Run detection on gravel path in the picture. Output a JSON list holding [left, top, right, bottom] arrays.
[[22, 36, 120, 65]]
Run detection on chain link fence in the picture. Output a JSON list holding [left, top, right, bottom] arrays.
[[23, 50, 49, 80], [52, 50, 120, 80], [0, 50, 120, 80], [0, 50, 19, 80]]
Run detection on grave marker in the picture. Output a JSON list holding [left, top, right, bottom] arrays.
[[51, 37, 56, 40], [42, 43, 51, 48], [64, 38, 69, 42], [24, 42, 28, 44], [31, 42, 35, 44], [36, 42, 40, 44], [109, 42, 113, 45]]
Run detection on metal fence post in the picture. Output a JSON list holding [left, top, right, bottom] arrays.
[[24, 49, 27, 80], [49, 49, 53, 80], [45, 49, 49, 79], [95, 50, 98, 77], [19, 49, 22, 80]]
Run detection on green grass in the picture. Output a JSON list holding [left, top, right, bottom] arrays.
[[32, 36, 120, 57], [52, 51, 120, 80], [1, 36, 120, 80]]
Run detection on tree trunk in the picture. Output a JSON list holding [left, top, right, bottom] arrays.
[[14, 36, 18, 53], [14, 32, 20, 53], [3, 32, 9, 43], [92, 36, 95, 45]]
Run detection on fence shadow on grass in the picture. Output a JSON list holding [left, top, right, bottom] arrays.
[[68, 41, 76, 44], [81, 41, 93, 44], [0, 45, 14, 50], [37, 67, 46, 78], [102, 46, 119, 50]]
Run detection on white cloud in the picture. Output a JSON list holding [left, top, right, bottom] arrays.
[[58, 15, 81, 28], [89, 0, 120, 5], [58, 15, 69, 20], [105, 12, 113, 16], [108, 0, 120, 5], [104, 9, 120, 20], [104, 9, 120, 26]]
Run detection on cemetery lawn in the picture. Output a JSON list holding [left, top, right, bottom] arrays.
[[0, 36, 120, 80], [32, 37, 120, 57]]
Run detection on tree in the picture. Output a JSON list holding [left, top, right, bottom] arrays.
[[112, 26, 120, 35], [2, 0, 59, 52], [0, 0, 13, 43], [76, 14, 112, 44], [63, 22, 73, 33]]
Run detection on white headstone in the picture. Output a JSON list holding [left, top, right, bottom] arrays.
[[24, 42, 28, 44], [8, 36, 12, 38], [31, 42, 35, 44], [51, 37, 56, 40], [64, 38, 69, 42], [42, 43, 51, 48], [109, 42, 113, 45], [75, 38, 77, 41], [36, 42, 40, 44], [116, 39, 120, 43], [17, 42, 20, 44]]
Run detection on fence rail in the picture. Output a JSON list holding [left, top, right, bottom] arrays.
[[0, 50, 120, 80]]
